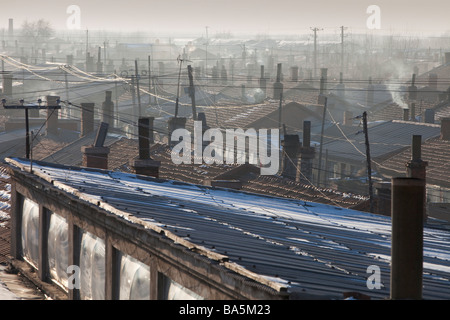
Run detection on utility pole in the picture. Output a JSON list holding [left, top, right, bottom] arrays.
[[86, 29, 89, 56], [205, 26, 209, 82], [310, 27, 322, 79], [130, 75, 137, 123], [187, 65, 197, 121], [103, 41, 107, 66], [135, 60, 142, 117], [64, 69, 70, 118], [174, 56, 191, 118], [363, 111, 374, 213], [278, 92, 283, 166], [148, 55, 152, 103], [317, 96, 327, 187], [2, 98, 61, 159], [340, 26, 347, 76]]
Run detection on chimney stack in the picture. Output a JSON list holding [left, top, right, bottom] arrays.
[[82, 123, 110, 170], [168, 117, 187, 148], [101, 91, 114, 127], [2, 72, 12, 96], [410, 103, 416, 121], [282, 134, 301, 180], [440, 117, 450, 140], [8, 19, 13, 38], [319, 68, 327, 95], [259, 65, 266, 97], [336, 72, 345, 98], [409, 74, 417, 101], [428, 73, 438, 90], [131, 117, 161, 178], [297, 121, 315, 184], [46, 96, 60, 135], [424, 109, 435, 124], [80, 103, 95, 137], [445, 52, 450, 65], [366, 77, 374, 107], [390, 177, 425, 300], [66, 55, 74, 65], [403, 108, 409, 122], [290, 66, 299, 82], [96, 47, 103, 73], [221, 65, 228, 84], [86, 52, 95, 72], [406, 135, 428, 181], [273, 63, 283, 100]]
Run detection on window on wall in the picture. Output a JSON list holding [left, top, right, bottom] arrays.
[[79, 230, 105, 300], [21, 197, 39, 268], [47, 212, 69, 289], [118, 252, 150, 300], [160, 274, 203, 300]]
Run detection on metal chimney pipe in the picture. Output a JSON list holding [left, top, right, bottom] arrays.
[[411, 135, 421, 161], [390, 177, 425, 300], [138, 117, 150, 159], [303, 120, 311, 148]]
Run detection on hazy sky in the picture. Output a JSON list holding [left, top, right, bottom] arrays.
[[1, 0, 449, 36]]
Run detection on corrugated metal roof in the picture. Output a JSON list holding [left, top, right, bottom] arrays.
[[6, 158, 450, 300]]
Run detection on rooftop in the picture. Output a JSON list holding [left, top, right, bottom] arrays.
[[5, 157, 450, 299]]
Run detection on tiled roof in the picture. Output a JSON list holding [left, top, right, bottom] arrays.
[[315, 120, 441, 164], [379, 137, 450, 188], [105, 139, 368, 209]]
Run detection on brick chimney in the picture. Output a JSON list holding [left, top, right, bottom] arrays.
[[131, 117, 161, 178], [80, 102, 95, 137], [46, 95, 60, 135], [101, 91, 114, 127], [259, 65, 266, 97], [82, 146, 109, 169], [168, 117, 187, 148], [440, 117, 450, 140], [297, 121, 315, 184], [273, 63, 283, 100], [409, 74, 417, 101], [282, 134, 301, 180], [96, 47, 103, 73], [403, 108, 409, 121], [410, 103, 416, 122], [2, 72, 12, 96], [82, 122, 110, 169]]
